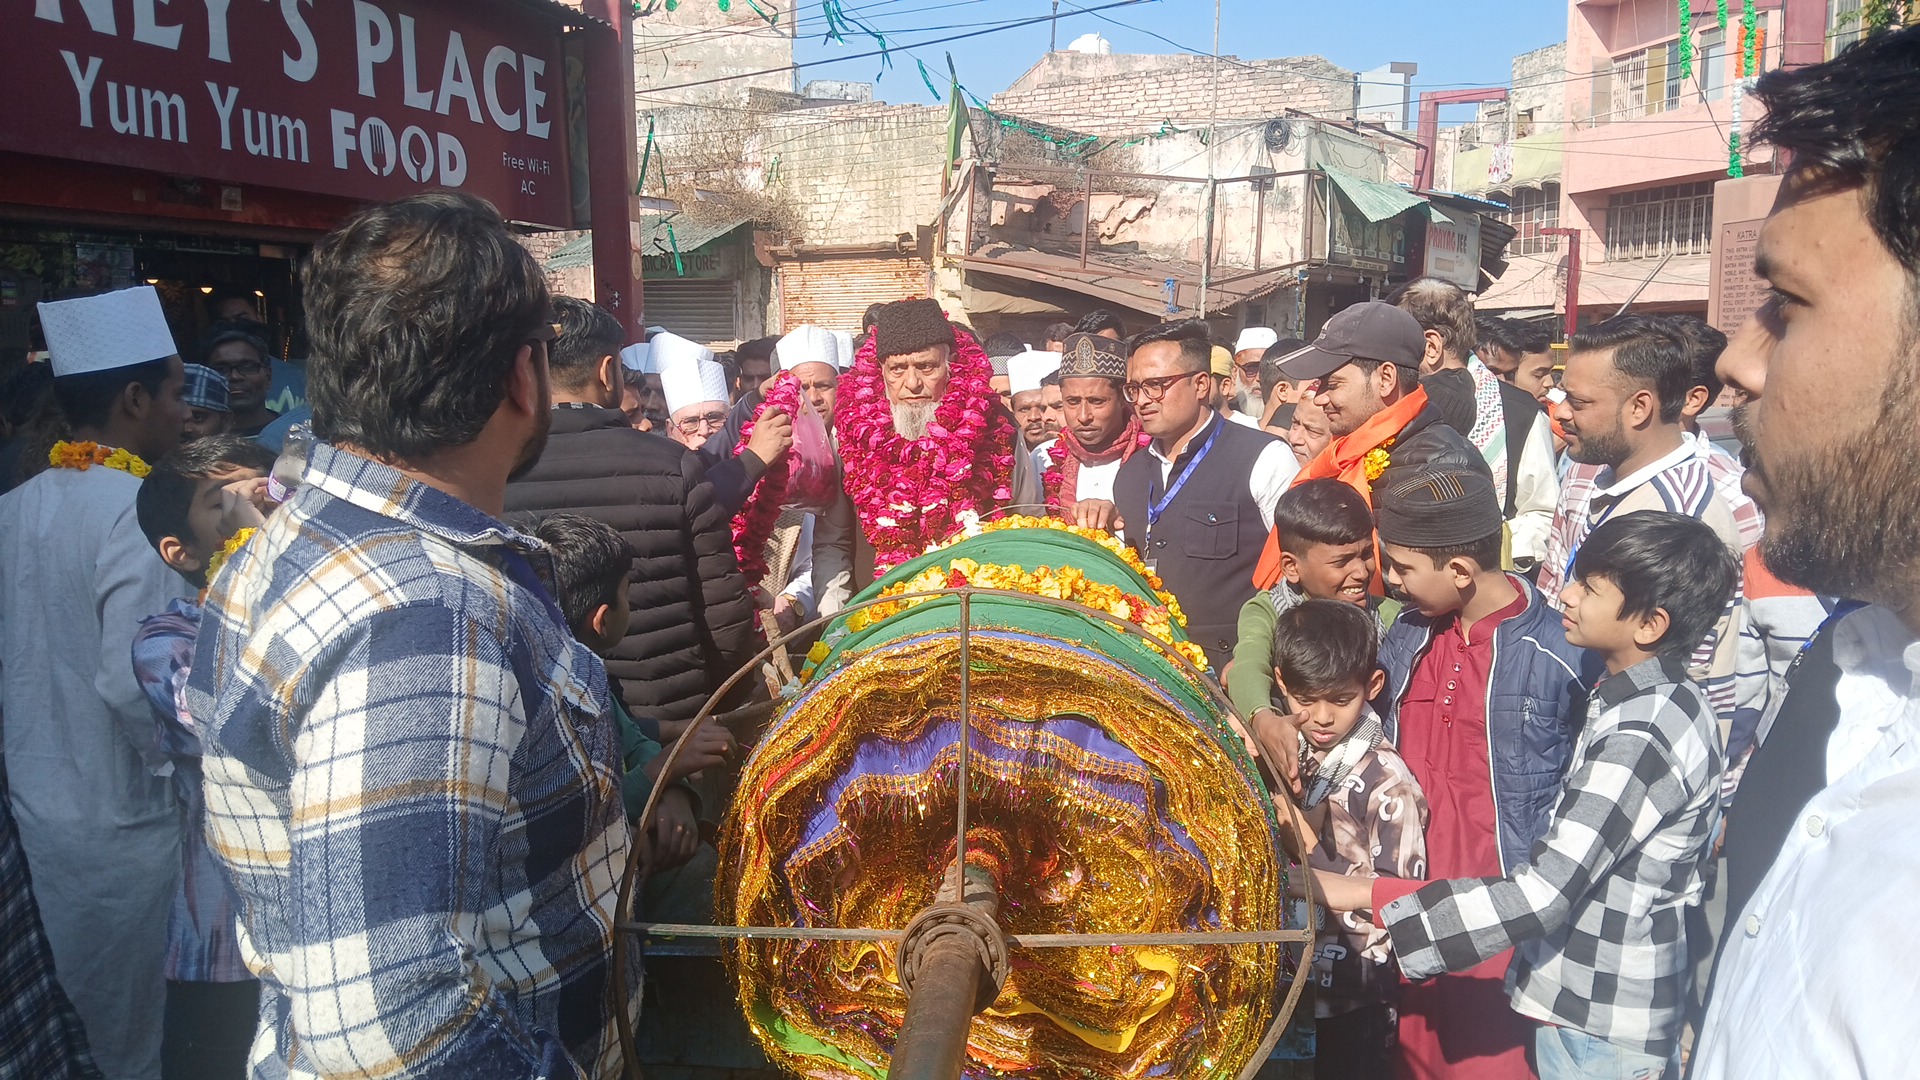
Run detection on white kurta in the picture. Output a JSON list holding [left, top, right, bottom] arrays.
[[0, 465, 187, 1080]]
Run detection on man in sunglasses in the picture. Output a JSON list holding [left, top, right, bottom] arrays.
[[1112, 319, 1299, 669]]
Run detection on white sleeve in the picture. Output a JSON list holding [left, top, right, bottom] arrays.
[[1248, 439, 1299, 530], [779, 517, 818, 618], [1508, 412, 1560, 565]]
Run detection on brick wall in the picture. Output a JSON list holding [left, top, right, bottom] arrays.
[[759, 103, 951, 245], [989, 53, 1355, 133]]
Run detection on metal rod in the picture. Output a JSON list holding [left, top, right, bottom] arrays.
[[1253, 181, 1267, 272], [1079, 171, 1094, 270], [955, 589, 972, 881], [623, 923, 1311, 947], [1612, 251, 1674, 316]]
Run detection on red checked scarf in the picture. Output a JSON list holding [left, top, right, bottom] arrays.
[[1045, 413, 1151, 509]]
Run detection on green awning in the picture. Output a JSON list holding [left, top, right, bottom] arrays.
[[1323, 169, 1428, 224]]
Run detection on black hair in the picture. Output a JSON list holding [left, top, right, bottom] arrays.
[[1663, 314, 1728, 402], [1572, 511, 1739, 660], [1752, 27, 1920, 311], [984, 332, 1026, 358], [135, 435, 278, 585], [1477, 317, 1550, 361], [1350, 354, 1421, 389], [1075, 309, 1127, 337], [1040, 370, 1061, 389], [198, 320, 270, 365], [1275, 478, 1374, 554], [861, 303, 886, 331], [1567, 314, 1694, 423], [525, 512, 637, 637], [52, 357, 174, 431], [1260, 337, 1309, 398], [1125, 319, 1212, 374], [1407, 531, 1505, 575], [1389, 277, 1476, 363], [1270, 599, 1380, 698], [737, 336, 779, 364], [301, 192, 549, 460], [548, 295, 624, 389], [1041, 321, 1078, 345]]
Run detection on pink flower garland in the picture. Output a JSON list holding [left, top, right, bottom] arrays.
[[832, 322, 1015, 575], [729, 371, 822, 583]]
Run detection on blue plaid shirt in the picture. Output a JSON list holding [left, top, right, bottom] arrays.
[[185, 443, 634, 1080]]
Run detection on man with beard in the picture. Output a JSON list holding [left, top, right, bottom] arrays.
[[507, 296, 757, 738], [1037, 333, 1148, 532], [1393, 277, 1560, 571], [817, 299, 1039, 585], [185, 193, 634, 1077], [1114, 320, 1297, 668], [1692, 29, 1920, 1079], [1250, 301, 1489, 591], [1231, 326, 1278, 418]]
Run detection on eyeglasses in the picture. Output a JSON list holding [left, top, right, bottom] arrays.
[[1121, 371, 1202, 403], [674, 411, 728, 434], [209, 360, 267, 379], [1236, 362, 1263, 381]]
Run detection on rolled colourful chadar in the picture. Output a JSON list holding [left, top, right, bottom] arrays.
[[718, 517, 1292, 1080]]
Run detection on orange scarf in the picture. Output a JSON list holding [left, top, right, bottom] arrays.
[[1251, 388, 1429, 589]]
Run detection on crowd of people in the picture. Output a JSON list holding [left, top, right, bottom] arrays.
[[0, 26, 1913, 1080]]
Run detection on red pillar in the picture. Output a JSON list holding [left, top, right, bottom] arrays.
[[1779, 0, 1827, 70], [580, 0, 643, 337]]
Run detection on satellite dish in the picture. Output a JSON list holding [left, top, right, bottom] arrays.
[[620, 520, 1315, 1080]]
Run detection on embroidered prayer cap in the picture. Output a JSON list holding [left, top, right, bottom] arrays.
[[989, 353, 1011, 377], [1057, 332, 1128, 381], [830, 330, 856, 371], [777, 325, 838, 372], [871, 298, 953, 360], [37, 285, 178, 378], [1210, 346, 1233, 378], [654, 333, 728, 415], [1007, 349, 1062, 396], [1233, 327, 1279, 355], [182, 363, 231, 412], [1374, 467, 1504, 549], [620, 342, 654, 374], [1277, 301, 1424, 383]]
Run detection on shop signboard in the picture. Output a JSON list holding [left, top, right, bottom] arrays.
[[12, 0, 575, 227], [1422, 212, 1482, 291]]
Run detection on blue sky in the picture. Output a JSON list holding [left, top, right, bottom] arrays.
[[787, 0, 1569, 110]]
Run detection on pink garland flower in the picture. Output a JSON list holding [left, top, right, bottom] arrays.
[[832, 321, 1015, 576], [729, 371, 812, 583]]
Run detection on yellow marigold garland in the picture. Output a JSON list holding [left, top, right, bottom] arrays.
[[204, 527, 257, 584], [48, 440, 151, 479], [1361, 436, 1398, 482]]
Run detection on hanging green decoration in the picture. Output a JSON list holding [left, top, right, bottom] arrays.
[[821, 1, 892, 76], [666, 223, 686, 277], [716, 0, 730, 11], [1728, 129, 1743, 177], [1678, 0, 1694, 77], [636, 116, 657, 195], [745, 0, 778, 27], [916, 57, 944, 102], [1741, 0, 1759, 78], [665, 0, 679, 10], [1716, 0, 1728, 27]]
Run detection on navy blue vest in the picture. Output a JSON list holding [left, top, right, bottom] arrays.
[[1114, 416, 1280, 669]]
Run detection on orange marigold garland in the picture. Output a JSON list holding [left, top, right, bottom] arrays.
[[48, 440, 151, 479]]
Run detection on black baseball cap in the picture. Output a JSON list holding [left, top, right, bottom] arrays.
[[1276, 301, 1426, 382]]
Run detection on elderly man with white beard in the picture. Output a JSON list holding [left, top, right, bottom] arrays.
[[811, 299, 1043, 593]]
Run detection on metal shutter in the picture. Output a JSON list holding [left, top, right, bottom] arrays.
[[642, 279, 738, 346], [778, 256, 931, 333]]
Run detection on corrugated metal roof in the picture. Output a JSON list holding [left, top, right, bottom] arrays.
[[1323, 170, 1428, 224], [544, 215, 751, 271]]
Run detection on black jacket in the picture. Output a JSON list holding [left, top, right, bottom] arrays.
[[1374, 373, 1496, 491], [506, 404, 758, 723]]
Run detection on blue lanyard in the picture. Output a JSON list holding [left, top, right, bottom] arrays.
[[1561, 495, 1625, 589], [1144, 418, 1222, 551]]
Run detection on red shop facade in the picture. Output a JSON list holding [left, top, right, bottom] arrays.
[[0, 0, 642, 362]]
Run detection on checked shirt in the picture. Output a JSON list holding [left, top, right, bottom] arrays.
[[185, 444, 634, 1080], [1379, 657, 1722, 1057]]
